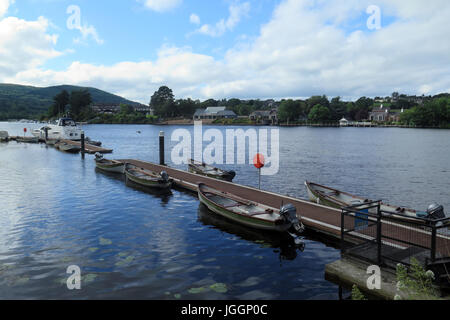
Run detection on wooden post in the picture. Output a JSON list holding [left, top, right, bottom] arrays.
[[81, 131, 85, 155], [44, 127, 48, 141], [159, 131, 165, 166]]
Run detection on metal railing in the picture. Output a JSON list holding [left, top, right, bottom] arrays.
[[341, 201, 450, 270]]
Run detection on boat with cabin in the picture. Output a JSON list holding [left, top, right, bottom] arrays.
[[32, 118, 83, 141]]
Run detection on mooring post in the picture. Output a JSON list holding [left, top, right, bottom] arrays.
[[159, 131, 165, 166], [81, 131, 85, 157], [44, 127, 48, 141], [376, 202, 382, 266]]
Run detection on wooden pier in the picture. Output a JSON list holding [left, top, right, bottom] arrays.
[[120, 159, 450, 260], [60, 139, 113, 154]]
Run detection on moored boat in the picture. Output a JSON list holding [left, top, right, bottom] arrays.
[[188, 159, 236, 182], [16, 136, 39, 143], [305, 181, 446, 220], [55, 141, 81, 153], [198, 183, 305, 234], [125, 163, 172, 189], [32, 118, 83, 141], [0, 131, 8, 142], [95, 153, 125, 174], [45, 139, 58, 146]]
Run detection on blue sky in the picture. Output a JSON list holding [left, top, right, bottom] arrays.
[[1, 0, 449, 103], [11, 0, 277, 69]]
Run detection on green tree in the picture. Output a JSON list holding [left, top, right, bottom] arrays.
[[306, 95, 329, 114], [330, 97, 347, 121], [238, 104, 254, 116], [308, 104, 331, 123], [150, 86, 175, 118], [176, 98, 199, 117], [120, 104, 134, 115], [48, 90, 70, 118], [69, 90, 92, 120], [278, 99, 304, 123], [201, 99, 218, 108]]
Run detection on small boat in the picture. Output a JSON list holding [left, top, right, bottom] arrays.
[[95, 153, 125, 174], [198, 183, 305, 234], [0, 131, 8, 142], [125, 163, 172, 189], [86, 137, 102, 147], [55, 141, 81, 153], [188, 159, 236, 182], [305, 181, 446, 220], [45, 139, 58, 146], [16, 136, 39, 143]]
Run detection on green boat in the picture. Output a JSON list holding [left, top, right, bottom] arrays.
[[95, 154, 125, 174], [125, 163, 172, 190], [188, 159, 236, 182], [305, 181, 446, 220], [198, 183, 304, 234], [55, 141, 81, 153]]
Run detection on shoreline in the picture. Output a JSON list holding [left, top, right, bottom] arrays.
[[1, 120, 449, 130]]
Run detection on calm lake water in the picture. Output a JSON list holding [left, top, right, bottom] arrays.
[[1, 122, 449, 300]]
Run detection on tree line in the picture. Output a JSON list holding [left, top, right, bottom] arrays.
[[38, 86, 449, 128], [149, 86, 450, 126]]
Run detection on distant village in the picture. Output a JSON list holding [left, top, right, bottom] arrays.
[[89, 90, 446, 127]]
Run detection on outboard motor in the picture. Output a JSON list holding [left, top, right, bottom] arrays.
[[160, 171, 170, 183], [95, 152, 103, 161], [280, 204, 305, 234], [228, 170, 236, 180], [427, 203, 445, 220]]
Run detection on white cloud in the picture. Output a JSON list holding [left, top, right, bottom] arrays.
[[195, 2, 250, 37], [189, 13, 200, 25], [0, 16, 62, 78], [142, 0, 182, 13], [3, 0, 450, 103], [0, 0, 13, 17]]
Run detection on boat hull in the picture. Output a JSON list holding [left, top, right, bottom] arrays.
[[16, 137, 39, 143], [95, 160, 125, 174], [198, 185, 291, 233], [305, 181, 423, 219], [57, 143, 81, 153], [188, 166, 235, 182], [125, 166, 172, 190]]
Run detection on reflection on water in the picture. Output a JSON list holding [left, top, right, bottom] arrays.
[[197, 204, 304, 262], [1, 122, 449, 300]]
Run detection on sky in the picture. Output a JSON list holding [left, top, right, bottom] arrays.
[[0, 0, 449, 104]]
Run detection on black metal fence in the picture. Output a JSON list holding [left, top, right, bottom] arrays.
[[341, 201, 450, 271]]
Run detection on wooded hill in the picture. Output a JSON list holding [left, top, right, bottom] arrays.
[[0, 83, 139, 120]]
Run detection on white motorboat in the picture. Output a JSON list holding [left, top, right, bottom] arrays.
[[32, 118, 83, 141]]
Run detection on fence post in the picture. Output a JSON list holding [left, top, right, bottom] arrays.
[[431, 221, 437, 263], [376, 202, 382, 266], [341, 209, 345, 255]]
